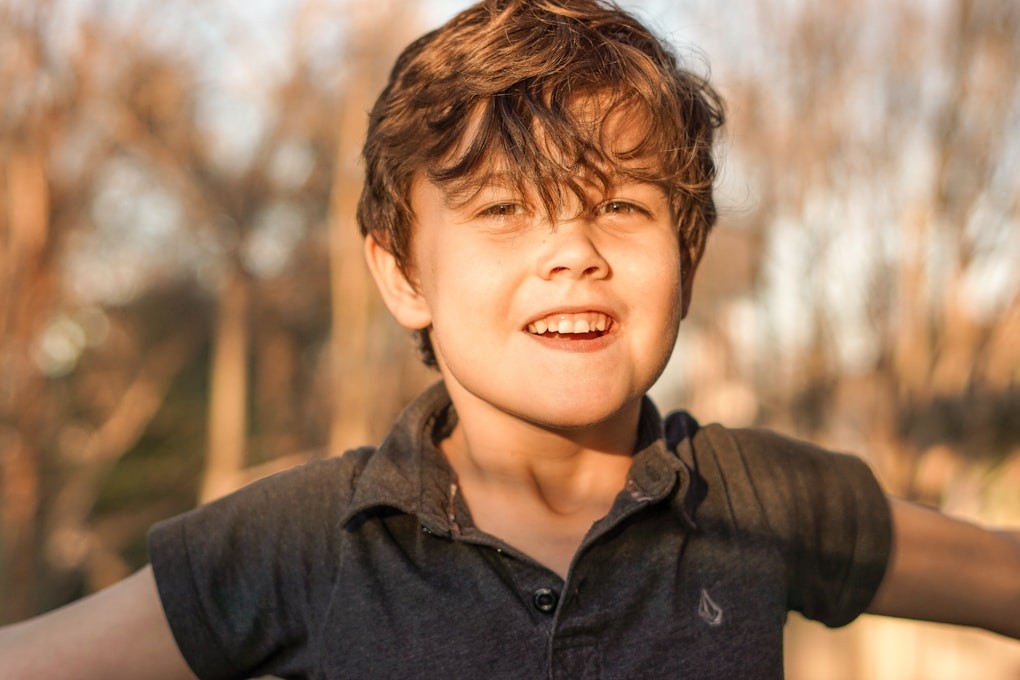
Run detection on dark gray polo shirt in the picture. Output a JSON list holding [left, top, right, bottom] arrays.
[[149, 382, 891, 679]]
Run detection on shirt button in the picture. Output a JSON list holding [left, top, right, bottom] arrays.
[[532, 587, 559, 613]]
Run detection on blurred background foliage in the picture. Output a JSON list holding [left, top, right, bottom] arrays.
[[1, 0, 1018, 677]]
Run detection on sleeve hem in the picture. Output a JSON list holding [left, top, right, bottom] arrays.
[[821, 461, 894, 628], [149, 515, 238, 680]]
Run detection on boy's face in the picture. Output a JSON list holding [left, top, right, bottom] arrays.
[[369, 122, 685, 434]]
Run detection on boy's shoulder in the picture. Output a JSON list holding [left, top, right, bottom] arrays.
[[191, 383, 458, 527], [666, 406, 873, 477], [669, 413, 892, 626], [665, 409, 889, 528]]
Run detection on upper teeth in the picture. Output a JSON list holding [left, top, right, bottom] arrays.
[[527, 312, 609, 335]]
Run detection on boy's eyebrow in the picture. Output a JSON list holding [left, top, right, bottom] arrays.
[[438, 167, 672, 203], [437, 171, 523, 208]]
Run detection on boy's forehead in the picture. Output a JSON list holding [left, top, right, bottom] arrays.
[[453, 92, 654, 157], [429, 96, 665, 203]]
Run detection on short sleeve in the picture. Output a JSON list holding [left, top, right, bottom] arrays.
[[691, 425, 893, 628], [148, 454, 364, 680]]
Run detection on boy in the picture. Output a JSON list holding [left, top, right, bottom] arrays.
[[2, 0, 1018, 677]]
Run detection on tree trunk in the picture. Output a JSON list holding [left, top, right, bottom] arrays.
[[200, 267, 250, 502]]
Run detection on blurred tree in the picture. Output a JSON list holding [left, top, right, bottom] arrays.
[[0, 0, 433, 621], [674, 0, 1020, 503]]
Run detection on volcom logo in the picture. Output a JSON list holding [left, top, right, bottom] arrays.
[[698, 588, 723, 626]]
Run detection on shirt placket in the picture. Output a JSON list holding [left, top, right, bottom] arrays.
[[546, 448, 688, 680]]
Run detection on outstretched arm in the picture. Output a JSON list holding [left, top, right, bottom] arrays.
[[868, 497, 1020, 639], [0, 565, 197, 680]]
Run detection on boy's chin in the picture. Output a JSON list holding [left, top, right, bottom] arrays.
[[499, 388, 644, 433], [437, 356, 657, 435]]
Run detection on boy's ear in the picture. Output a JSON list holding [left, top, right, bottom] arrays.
[[364, 234, 433, 330]]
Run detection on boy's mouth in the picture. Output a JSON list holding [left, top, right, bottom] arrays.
[[525, 312, 611, 339]]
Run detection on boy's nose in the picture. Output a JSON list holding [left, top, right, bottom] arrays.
[[537, 220, 610, 280]]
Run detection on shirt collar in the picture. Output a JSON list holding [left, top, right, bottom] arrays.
[[339, 382, 697, 532]]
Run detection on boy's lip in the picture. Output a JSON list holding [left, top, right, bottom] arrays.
[[521, 306, 618, 336]]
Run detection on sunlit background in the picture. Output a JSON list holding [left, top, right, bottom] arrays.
[[1, 0, 1018, 677]]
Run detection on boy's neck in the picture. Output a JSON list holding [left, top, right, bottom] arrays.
[[436, 380, 642, 577], [439, 380, 641, 512]]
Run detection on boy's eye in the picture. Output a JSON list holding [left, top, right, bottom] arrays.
[[482, 203, 522, 217], [475, 202, 530, 225], [596, 200, 646, 217]]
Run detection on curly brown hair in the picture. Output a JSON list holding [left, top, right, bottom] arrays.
[[357, 0, 724, 367]]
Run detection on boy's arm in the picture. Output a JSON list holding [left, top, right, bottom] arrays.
[[0, 565, 197, 680], [867, 497, 1020, 639]]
